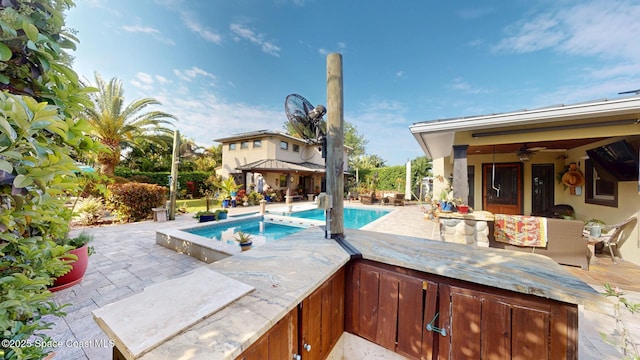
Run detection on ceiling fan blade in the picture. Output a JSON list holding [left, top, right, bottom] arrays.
[[527, 146, 547, 151]]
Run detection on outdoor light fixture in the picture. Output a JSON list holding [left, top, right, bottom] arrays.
[[517, 149, 533, 162]]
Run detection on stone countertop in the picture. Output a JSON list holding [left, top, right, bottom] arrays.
[[436, 210, 495, 221], [95, 226, 607, 360], [344, 229, 605, 310], [138, 227, 350, 360]]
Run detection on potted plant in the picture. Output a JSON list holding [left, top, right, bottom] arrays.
[[438, 189, 456, 212], [217, 177, 242, 208], [234, 231, 253, 251], [215, 209, 228, 220], [194, 210, 216, 223], [51, 232, 95, 292]]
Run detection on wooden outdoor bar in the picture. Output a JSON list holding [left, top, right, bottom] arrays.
[[96, 227, 603, 360]]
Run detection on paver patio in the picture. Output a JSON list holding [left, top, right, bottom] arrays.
[[45, 202, 639, 359]]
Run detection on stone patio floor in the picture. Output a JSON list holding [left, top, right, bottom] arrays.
[[45, 202, 639, 359]]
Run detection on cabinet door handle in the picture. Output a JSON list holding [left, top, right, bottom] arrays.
[[293, 355, 301, 360], [425, 313, 447, 336], [303, 343, 312, 352]]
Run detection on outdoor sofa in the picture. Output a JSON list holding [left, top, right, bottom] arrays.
[[488, 215, 590, 270]]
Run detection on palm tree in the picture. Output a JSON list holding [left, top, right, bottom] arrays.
[[83, 72, 177, 175]]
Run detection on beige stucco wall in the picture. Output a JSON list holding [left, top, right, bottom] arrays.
[[559, 137, 640, 265]]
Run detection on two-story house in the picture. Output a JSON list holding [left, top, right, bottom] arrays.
[[214, 130, 350, 199]]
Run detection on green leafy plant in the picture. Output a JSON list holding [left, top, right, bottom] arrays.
[[600, 284, 640, 359], [1, 1, 104, 358], [193, 210, 216, 219], [233, 231, 253, 244], [57, 232, 95, 256], [73, 196, 104, 225], [216, 177, 242, 200], [106, 182, 168, 222]]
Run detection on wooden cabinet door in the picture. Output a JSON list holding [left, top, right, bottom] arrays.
[[345, 261, 439, 360], [301, 268, 345, 360], [439, 285, 576, 360], [236, 308, 298, 360]]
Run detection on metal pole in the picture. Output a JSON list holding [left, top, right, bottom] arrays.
[[169, 130, 180, 220], [327, 53, 344, 238]]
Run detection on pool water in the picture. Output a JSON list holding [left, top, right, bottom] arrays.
[[184, 207, 390, 242], [185, 219, 301, 244], [283, 208, 390, 229]]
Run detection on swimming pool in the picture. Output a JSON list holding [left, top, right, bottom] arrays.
[[184, 207, 390, 242], [185, 218, 302, 244], [275, 208, 390, 229]]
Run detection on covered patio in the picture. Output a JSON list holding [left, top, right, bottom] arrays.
[[410, 95, 640, 265]]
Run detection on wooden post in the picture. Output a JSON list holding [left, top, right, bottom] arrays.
[[169, 130, 180, 220], [327, 53, 344, 238]]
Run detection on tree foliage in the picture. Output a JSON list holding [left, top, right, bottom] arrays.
[[83, 72, 177, 175], [1, 1, 101, 358]]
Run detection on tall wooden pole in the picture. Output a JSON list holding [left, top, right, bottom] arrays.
[[169, 130, 180, 220], [327, 53, 344, 238]]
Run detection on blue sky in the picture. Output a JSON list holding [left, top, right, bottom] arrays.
[[66, 0, 640, 166]]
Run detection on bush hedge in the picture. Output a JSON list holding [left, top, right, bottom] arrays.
[[106, 183, 168, 222], [114, 168, 212, 197]]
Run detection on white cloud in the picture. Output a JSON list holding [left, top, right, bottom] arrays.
[[230, 23, 281, 57], [132, 83, 284, 147], [130, 72, 156, 91], [449, 78, 490, 94], [181, 12, 223, 45], [135, 72, 154, 84], [173, 67, 216, 83], [396, 71, 406, 79], [494, 0, 640, 61], [318, 42, 347, 56], [155, 75, 170, 84], [121, 24, 175, 45]]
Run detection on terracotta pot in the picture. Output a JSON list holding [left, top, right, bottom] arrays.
[[50, 245, 89, 292]]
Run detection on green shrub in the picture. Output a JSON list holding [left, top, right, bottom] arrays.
[[106, 183, 168, 222], [0, 94, 91, 359], [0, 1, 104, 358], [73, 196, 104, 225]]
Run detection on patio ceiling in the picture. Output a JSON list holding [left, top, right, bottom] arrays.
[[467, 138, 607, 155]]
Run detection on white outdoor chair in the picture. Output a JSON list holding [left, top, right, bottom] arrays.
[[601, 216, 637, 263]]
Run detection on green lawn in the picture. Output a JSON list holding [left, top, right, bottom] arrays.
[[175, 197, 221, 213]]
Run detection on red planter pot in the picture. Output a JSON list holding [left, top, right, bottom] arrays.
[[50, 244, 89, 292]]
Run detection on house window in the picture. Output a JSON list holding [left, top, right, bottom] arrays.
[[253, 140, 262, 148], [229, 143, 236, 151], [293, 144, 300, 152], [280, 141, 288, 150], [241, 141, 249, 149], [585, 159, 618, 207]]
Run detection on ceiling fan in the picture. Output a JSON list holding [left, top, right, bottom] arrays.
[[284, 93, 327, 157], [516, 143, 566, 162]]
